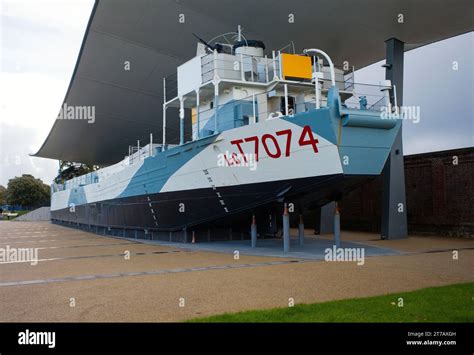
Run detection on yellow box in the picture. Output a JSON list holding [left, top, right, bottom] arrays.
[[281, 53, 312, 80], [191, 107, 197, 124]]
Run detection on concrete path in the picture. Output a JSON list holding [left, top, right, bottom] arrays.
[[0, 221, 473, 322]]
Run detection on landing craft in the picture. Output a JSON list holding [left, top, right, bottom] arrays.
[[50, 27, 401, 242]]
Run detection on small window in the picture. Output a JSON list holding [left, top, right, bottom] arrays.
[[280, 96, 295, 115]]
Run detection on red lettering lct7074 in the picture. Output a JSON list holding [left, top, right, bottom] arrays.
[[228, 125, 319, 162]]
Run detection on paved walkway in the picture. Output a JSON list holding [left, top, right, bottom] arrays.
[[0, 221, 473, 322]]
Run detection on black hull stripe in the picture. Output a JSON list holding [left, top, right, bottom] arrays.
[[52, 174, 373, 233]]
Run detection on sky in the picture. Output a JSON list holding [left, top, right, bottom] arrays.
[[0, 0, 473, 187], [0, 0, 95, 187]]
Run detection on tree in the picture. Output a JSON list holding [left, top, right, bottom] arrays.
[[55, 161, 99, 184], [0, 185, 6, 205], [6, 174, 50, 209]]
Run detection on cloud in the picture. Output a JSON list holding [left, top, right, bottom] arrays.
[[1, 0, 94, 31], [355, 32, 474, 156], [0, 0, 94, 185], [0, 72, 70, 186], [0, 72, 67, 131]]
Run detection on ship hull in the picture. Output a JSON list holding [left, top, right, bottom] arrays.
[[51, 173, 373, 240], [50, 95, 401, 240]]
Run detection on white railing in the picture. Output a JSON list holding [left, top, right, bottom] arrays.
[[192, 80, 393, 138], [126, 143, 160, 165], [341, 81, 392, 112], [55, 141, 161, 192], [201, 52, 276, 84]]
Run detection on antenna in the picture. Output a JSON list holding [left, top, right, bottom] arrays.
[[192, 33, 215, 52]]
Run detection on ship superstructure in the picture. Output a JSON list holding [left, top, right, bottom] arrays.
[[50, 27, 401, 242]]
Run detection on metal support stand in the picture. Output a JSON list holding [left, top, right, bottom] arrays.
[[298, 214, 304, 246], [269, 212, 278, 236], [320, 201, 335, 234], [283, 203, 290, 253], [162, 77, 167, 151], [179, 98, 185, 145], [334, 202, 341, 247], [251, 214, 257, 248]]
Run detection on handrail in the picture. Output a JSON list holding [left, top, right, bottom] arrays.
[[367, 96, 386, 111]]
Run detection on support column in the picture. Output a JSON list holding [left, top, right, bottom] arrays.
[[381, 38, 408, 240], [182, 227, 188, 243], [334, 202, 341, 247], [320, 201, 335, 234], [251, 214, 257, 248], [269, 212, 278, 236], [212, 49, 219, 134], [162, 77, 167, 151], [214, 81, 219, 134], [283, 203, 290, 253], [298, 214, 304, 246], [149, 133, 153, 157], [195, 89, 200, 139], [179, 97, 185, 145]]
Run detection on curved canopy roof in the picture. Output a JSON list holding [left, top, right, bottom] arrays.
[[33, 0, 474, 166]]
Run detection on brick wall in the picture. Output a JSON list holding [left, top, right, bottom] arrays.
[[339, 147, 474, 238]]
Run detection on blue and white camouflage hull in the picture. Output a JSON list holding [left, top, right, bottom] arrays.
[[51, 91, 401, 239]]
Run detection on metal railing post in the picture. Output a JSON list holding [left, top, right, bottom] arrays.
[[264, 55, 269, 83], [250, 56, 254, 82], [252, 94, 256, 124], [380, 80, 392, 112], [213, 49, 218, 80], [240, 53, 245, 81], [149, 133, 153, 157], [278, 51, 283, 80], [196, 89, 200, 139], [162, 77, 167, 151], [214, 83, 219, 133], [162, 104, 167, 151], [315, 74, 322, 109], [272, 51, 278, 80], [393, 84, 398, 111], [179, 97, 185, 145]]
